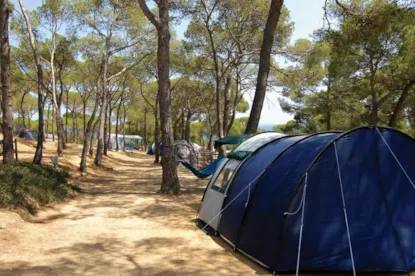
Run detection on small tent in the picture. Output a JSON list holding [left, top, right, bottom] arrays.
[[197, 127, 415, 274], [18, 129, 38, 141], [148, 140, 200, 167]]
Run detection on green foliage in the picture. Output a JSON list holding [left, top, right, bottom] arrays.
[[0, 163, 74, 214]]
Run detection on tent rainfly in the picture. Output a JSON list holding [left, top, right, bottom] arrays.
[[196, 127, 415, 274]]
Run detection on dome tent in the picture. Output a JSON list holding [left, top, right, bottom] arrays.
[[196, 127, 415, 274]]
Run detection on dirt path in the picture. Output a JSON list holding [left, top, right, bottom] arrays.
[[0, 143, 268, 276]]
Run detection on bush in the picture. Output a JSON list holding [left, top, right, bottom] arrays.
[[0, 162, 74, 214]]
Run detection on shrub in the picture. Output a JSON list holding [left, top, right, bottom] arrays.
[[0, 162, 74, 214]]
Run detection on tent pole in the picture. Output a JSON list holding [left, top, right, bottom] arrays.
[[375, 128, 415, 190], [334, 142, 357, 276], [295, 173, 307, 276]]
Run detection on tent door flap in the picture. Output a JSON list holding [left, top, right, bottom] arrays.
[[198, 159, 240, 231]]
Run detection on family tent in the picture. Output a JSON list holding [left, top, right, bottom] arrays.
[[109, 134, 142, 151], [197, 127, 415, 274]]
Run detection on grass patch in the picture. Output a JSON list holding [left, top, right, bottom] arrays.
[[0, 162, 75, 214]]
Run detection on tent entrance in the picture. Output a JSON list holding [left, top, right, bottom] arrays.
[[198, 159, 240, 231]]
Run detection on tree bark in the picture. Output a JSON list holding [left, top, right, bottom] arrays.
[[0, 0, 13, 164], [389, 80, 415, 128], [90, 119, 99, 157], [18, 0, 45, 164], [94, 51, 109, 166], [223, 74, 232, 136], [103, 100, 109, 155], [153, 97, 160, 163], [138, 0, 179, 194], [58, 76, 67, 149], [245, 0, 284, 134], [46, 103, 50, 135], [122, 105, 127, 151], [143, 108, 147, 149], [115, 103, 121, 151], [80, 101, 98, 172], [369, 55, 378, 126], [106, 102, 112, 152], [326, 80, 331, 131], [184, 110, 192, 142]]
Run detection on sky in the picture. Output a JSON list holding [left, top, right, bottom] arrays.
[[11, 0, 327, 128]]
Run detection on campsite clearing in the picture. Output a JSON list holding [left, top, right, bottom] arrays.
[[0, 141, 268, 276]]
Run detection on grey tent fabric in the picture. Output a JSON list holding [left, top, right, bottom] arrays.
[[174, 140, 199, 167], [18, 129, 38, 141]]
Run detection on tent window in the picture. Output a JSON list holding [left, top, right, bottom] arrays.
[[211, 167, 235, 193]]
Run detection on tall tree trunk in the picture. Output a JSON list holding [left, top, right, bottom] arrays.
[[326, 80, 331, 131], [223, 74, 232, 136], [139, 0, 179, 194], [389, 80, 415, 128], [90, 119, 99, 157], [103, 100, 109, 155], [122, 105, 127, 151], [46, 103, 50, 135], [94, 51, 109, 166], [19, 0, 44, 164], [49, 39, 64, 156], [157, 2, 179, 194], [369, 56, 378, 126], [185, 110, 192, 142], [65, 88, 68, 144], [245, 0, 284, 134], [51, 107, 54, 141], [115, 103, 121, 151], [0, 0, 13, 163], [143, 108, 147, 149], [72, 110, 75, 143], [181, 110, 185, 139], [107, 104, 112, 151], [59, 77, 67, 149], [82, 104, 86, 138], [227, 78, 240, 134], [80, 102, 98, 172], [153, 98, 160, 163]]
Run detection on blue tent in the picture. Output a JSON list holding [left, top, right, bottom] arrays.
[[197, 127, 415, 274]]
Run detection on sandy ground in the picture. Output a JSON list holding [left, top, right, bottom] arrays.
[[0, 140, 269, 276], [1, 140, 413, 276]]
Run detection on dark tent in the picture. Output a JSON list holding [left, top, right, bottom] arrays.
[[18, 129, 38, 141], [197, 127, 415, 274]]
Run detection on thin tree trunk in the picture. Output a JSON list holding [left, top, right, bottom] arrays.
[[94, 51, 109, 166], [107, 103, 112, 151], [65, 86, 68, 144], [122, 105, 127, 151], [72, 110, 75, 143], [154, 98, 160, 163], [326, 79, 331, 131], [18, 0, 44, 164], [46, 103, 50, 136], [223, 74, 232, 136], [0, 0, 13, 163], [389, 80, 415, 128], [115, 103, 121, 151], [185, 110, 192, 142], [59, 77, 67, 149], [143, 108, 147, 149], [80, 102, 98, 172], [369, 56, 378, 126], [245, 0, 284, 134], [103, 100, 109, 155], [90, 119, 99, 157], [51, 107, 54, 141]]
